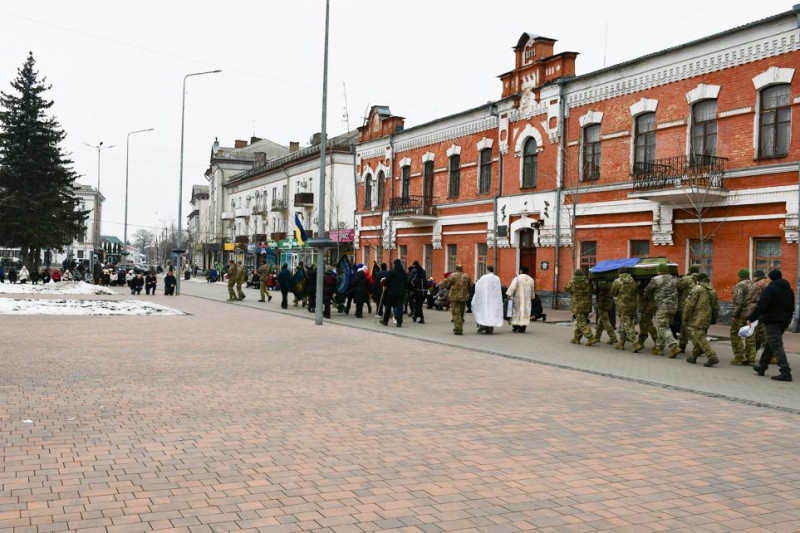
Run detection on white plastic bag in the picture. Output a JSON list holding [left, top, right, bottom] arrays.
[[738, 320, 757, 338]]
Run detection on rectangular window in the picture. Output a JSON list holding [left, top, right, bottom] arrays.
[[478, 149, 492, 194], [401, 166, 410, 200], [424, 244, 433, 276], [448, 155, 461, 198], [691, 99, 717, 163], [77, 250, 84, 259], [447, 244, 458, 272], [754, 238, 781, 272], [582, 124, 601, 181], [398, 245, 407, 270], [376, 171, 385, 208], [633, 112, 656, 174], [423, 161, 434, 203], [476, 243, 488, 278], [630, 240, 650, 258], [759, 84, 791, 159], [580, 241, 597, 271], [363, 246, 371, 268], [689, 239, 713, 280]]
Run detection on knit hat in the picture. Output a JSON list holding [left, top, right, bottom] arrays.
[[688, 265, 700, 274], [696, 272, 709, 282], [574, 269, 585, 277], [737, 268, 750, 279], [657, 263, 669, 273], [769, 269, 782, 280], [393, 259, 402, 267], [754, 269, 766, 279]]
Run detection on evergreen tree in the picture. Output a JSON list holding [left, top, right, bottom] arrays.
[[0, 52, 88, 271]]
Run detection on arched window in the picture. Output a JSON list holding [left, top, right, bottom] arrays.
[[582, 124, 601, 181], [633, 112, 656, 174], [691, 99, 717, 163], [522, 137, 537, 188], [759, 84, 791, 158], [364, 175, 373, 209], [478, 148, 492, 194], [376, 171, 385, 208]]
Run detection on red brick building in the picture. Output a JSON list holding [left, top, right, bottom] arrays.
[[355, 7, 800, 315]]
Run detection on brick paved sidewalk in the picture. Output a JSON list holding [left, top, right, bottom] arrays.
[[2, 292, 800, 532]]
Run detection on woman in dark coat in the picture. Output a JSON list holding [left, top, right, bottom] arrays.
[[322, 265, 337, 319], [305, 264, 317, 313], [349, 267, 370, 318]]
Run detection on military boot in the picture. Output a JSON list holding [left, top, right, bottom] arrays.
[[686, 355, 697, 364], [614, 342, 625, 350], [703, 355, 719, 367], [651, 346, 663, 356], [570, 337, 581, 345], [607, 336, 618, 345], [586, 337, 597, 346], [668, 345, 681, 359], [679, 344, 687, 354], [631, 342, 643, 353], [730, 356, 747, 365]]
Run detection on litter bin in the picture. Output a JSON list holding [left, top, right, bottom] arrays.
[[184, 270, 191, 280]]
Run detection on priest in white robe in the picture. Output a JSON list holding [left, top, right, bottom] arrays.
[[506, 265, 535, 333], [471, 265, 504, 333]]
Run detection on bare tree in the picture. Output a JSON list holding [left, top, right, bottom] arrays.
[[132, 229, 155, 254]]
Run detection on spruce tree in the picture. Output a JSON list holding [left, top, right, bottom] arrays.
[[0, 52, 88, 271]]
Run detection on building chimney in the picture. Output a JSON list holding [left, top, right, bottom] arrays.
[[234, 139, 248, 149], [254, 152, 266, 167], [289, 141, 300, 152], [250, 137, 262, 145], [309, 133, 321, 145]]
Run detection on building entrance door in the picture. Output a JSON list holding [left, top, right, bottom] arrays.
[[519, 228, 536, 275]]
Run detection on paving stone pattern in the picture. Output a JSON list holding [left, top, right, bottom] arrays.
[[2, 291, 800, 532]]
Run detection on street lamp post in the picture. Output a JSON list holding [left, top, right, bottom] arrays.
[[176, 69, 221, 296], [84, 141, 115, 279], [84, 141, 116, 194], [124, 129, 154, 262]]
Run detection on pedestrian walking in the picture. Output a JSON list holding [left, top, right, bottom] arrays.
[[257, 262, 273, 302], [684, 272, 720, 366], [445, 264, 471, 335], [730, 268, 760, 365], [235, 261, 246, 300], [592, 280, 618, 344], [643, 263, 681, 357], [278, 263, 293, 309], [611, 267, 638, 350], [380, 259, 408, 328], [750, 269, 795, 382], [506, 266, 535, 333], [226, 260, 238, 301], [676, 265, 700, 352], [566, 269, 596, 345], [472, 266, 504, 334]]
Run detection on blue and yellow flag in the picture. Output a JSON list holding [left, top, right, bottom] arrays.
[[294, 214, 308, 246]]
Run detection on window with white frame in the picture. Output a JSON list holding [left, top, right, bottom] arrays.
[[691, 99, 717, 163], [754, 238, 781, 272], [690, 239, 713, 280], [582, 124, 601, 181], [376, 171, 385, 208], [478, 149, 492, 194], [364, 174, 373, 209], [476, 243, 488, 278], [633, 112, 656, 174], [759, 84, 791, 159], [401, 165, 411, 200], [424, 244, 433, 277], [522, 138, 538, 188], [448, 155, 461, 198], [629, 240, 650, 258], [446, 244, 458, 272]]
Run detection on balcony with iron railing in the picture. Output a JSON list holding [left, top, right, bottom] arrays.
[[270, 232, 287, 241], [294, 192, 314, 207], [271, 198, 288, 211], [252, 204, 269, 215], [389, 195, 438, 222], [629, 154, 728, 203]]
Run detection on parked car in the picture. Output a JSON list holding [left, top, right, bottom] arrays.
[[117, 263, 149, 275]]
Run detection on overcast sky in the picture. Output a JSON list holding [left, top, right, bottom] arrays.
[[0, 0, 792, 243]]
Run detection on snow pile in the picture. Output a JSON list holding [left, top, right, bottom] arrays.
[[0, 281, 116, 295], [0, 298, 183, 316]]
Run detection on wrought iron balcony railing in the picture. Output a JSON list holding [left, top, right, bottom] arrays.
[[632, 154, 727, 192], [389, 195, 438, 217], [271, 198, 288, 211]]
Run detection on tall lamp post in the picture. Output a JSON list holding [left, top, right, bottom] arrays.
[[313, 0, 331, 325], [84, 141, 115, 279], [176, 69, 221, 296], [124, 129, 154, 260]]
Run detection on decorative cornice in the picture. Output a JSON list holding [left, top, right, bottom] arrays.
[[393, 117, 496, 152], [657, 119, 686, 130], [719, 106, 753, 118]]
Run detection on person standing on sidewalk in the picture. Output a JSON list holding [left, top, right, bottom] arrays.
[[445, 264, 472, 335], [278, 263, 293, 309], [226, 260, 238, 301], [472, 266, 504, 334], [643, 263, 681, 358], [750, 269, 794, 382], [381, 259, 408, 327], [730, 268, 759, 365], [257, 262, 273, 303], [566, 269, 596, 345], [506, 266, 534, 333], [684, 272, 720, 366], [752, 269, 771, 357], [408, 261, 427, 324]]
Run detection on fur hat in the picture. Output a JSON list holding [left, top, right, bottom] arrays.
[[738, 268, 750, 279], [769, 269, 782, 280]]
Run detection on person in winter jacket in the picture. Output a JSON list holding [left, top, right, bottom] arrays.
[[372, 263, 388, 316], [750, 269, 795, 382], [565, 269, 595, 345], [163, 271, 177, 295], [277, 263, 294, 309], [349, 266, 371, 318], [683, 273, 720, 366], [445, 264, 472, 335], [145, 271, 157, 295], [381, 259, 408, 327], [322, 265, 337, 318], [18, 265, 30, 284], [408, 261, 427, 324], [61, 269, 73, 282], [611, 267, 638, 350], [643, 263, 680, 357], [730, 268, 761, 365], [131, 274, 145, 295]]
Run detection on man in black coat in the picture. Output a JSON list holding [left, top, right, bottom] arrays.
[[749, 269, 795, 382], [381, 259, 408, 327], [277, 263, 293, 309], [373, 263, 388, 317], [408, 260, 427, 324]]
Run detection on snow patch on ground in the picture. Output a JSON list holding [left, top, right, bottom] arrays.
[[0, 298, 183, 316], [0, 281, 117, 295]]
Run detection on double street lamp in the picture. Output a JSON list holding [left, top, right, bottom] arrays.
[[176, 69, 221, 296], [123, 128, 154, 260]]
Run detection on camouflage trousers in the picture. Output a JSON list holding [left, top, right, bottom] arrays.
[[451, 301, 466, 334], [637, 313, 657, 346], [654, 309, 678, 349], [679, 320, 690, 348], [688, 326, 715, 358], [755, 321, 766, 352], [617, 312, 637, 344], [259, 281, 272, 302], [730, 318, 756, 362], [573, 313, 593, 341], [228, 281, 237, 300], [594, 310, 617, 342], [236, 281, 245, 299]]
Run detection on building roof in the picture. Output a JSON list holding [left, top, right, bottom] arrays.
[[213, 138, 290, 162], [101, 235, 124, 246]]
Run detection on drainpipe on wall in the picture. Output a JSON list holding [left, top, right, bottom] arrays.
[[388, 133, 395, 264], [490, 103, 503, 274], [793, 159, 800, 332], [351, 140, 358, 262], [553, 80, 567, 310]]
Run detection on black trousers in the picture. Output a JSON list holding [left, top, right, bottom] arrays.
[[280, 288, 289, 308], [759, 322, 792, 374], [412, 292, 425, 321]]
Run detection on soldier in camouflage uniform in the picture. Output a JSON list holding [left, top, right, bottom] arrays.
[[730, 268, 760, 365], [633, 280, 657, 353], [592, 280, 618, 344], [752, 269, 772, 361], [566, 269, 596, 345], [227, 260, 238, 301], [257, 262, 273, 303], [235, 261, 247, 300], [611, 267, 638, 350], [643, 262, 681, 357], [676, 265, 700, 353], [684, 272, 720, 366]]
